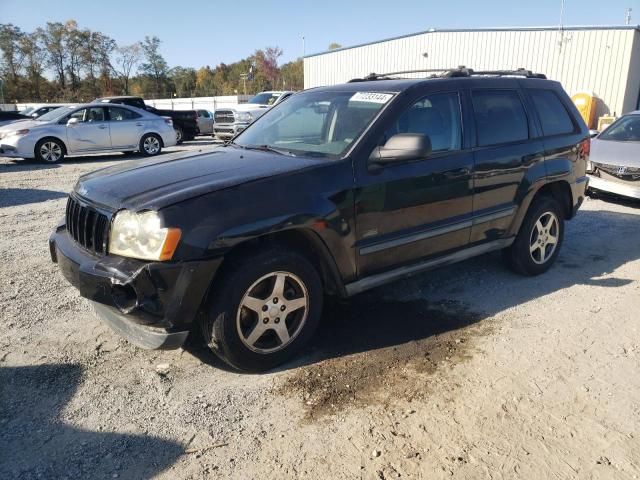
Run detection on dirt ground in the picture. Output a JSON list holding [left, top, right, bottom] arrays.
[[1, 140, 639, 479]]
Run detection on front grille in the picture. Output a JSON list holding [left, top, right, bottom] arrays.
[[214, 110, 235, 124], [65, 196, 110, 254], [214, 128, 234, 135]]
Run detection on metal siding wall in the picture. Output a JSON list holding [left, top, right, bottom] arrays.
[[305, 28, 637, 116]]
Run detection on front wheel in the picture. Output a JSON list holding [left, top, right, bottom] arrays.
[[503, 196, 564, 276], [201, 249, 323, 372], [35, 138, 65, 163], [139, 134, 162, 157]]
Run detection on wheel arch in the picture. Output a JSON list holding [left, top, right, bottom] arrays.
[[35, 136, 68, 156], [139, 131, 164, 150], [509, 180, 573, 237]]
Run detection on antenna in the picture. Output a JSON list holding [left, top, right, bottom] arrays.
[[626, 7, 633, 25]]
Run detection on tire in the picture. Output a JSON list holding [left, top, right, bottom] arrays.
[[201, 248, 323, 372], [174, 126, 184, 144], [34, 138, 65, 163], [503, 195, 565, 276], [139, 134, 162, 157]]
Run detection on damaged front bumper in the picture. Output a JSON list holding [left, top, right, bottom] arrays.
[[49, 226, 222, 349]]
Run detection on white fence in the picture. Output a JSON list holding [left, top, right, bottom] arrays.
[[3, 95, 251, 112]]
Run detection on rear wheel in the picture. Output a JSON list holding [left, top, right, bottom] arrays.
[[174, 126, 183, 144], [139, 134, 162, 157], [34, 138, 65, 163], [201, 248, 323, 372], [503, 196, 564, 276]]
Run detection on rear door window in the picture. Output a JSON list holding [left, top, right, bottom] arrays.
[[472, 90, 529, 146], [529, 89, 576, 136], [108, 107, 141, 121]]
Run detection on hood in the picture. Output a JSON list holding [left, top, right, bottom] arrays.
[[74, 147, 320, 211], [0, 119, 43, 133], [228, 103, 271, 113], [591, 138, 640, 168]]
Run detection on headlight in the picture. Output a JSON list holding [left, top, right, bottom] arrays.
[[9, 129, 30, 136], [235, 112, 253, 123], [108, 210, 181, 261]]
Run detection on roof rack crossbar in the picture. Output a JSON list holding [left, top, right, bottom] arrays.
[[348, 66, 546, 82]]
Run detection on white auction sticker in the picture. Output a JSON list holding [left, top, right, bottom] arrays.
[[349, 92, 393, 104]]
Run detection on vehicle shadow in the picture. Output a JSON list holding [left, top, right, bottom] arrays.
[[0, 187, 67, 208], [0, 364, 183, 479], [185, 208, 640, 373]]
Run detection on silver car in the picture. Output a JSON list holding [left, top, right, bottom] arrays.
[[196, 109, 214, 135], [0, 103, 177, 163], [588, 111, 640, 199]]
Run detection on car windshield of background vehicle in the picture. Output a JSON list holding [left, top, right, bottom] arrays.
[[234, 90, 396, 159], [598, 115, 640, 142], [37, 106, 75, 122], [248, 92, 282, 105]]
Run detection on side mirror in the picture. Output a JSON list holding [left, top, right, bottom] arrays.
[[589, 129, 599, 138], [369, 133, 432, 165], [67, 117, 79, 127]]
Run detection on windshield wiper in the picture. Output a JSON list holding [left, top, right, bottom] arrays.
[[240, 144, 296, 157]]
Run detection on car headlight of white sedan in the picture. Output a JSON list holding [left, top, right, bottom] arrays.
[[108, 210, 181, 261], [235, 112, 253, 123]]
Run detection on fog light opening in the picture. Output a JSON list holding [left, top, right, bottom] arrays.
[[112, 284, 138, 313]]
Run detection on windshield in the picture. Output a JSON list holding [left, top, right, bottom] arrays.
[[248, 92, 282, 106], [37, 106, 75, 122], [599, 115, 640, 142], [234, 90, 395, 159]]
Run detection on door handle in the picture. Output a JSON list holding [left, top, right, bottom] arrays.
[[98, 125, 108, 129], [135, 123, 143, 126], [443, 167, 470, 179]]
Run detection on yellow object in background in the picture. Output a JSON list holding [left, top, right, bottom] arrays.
[[571, 92, 597, 129]]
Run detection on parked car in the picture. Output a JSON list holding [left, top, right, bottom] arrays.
[[213, 90, 294, 140], [0, 103, 177, 163], [0, 110, 30, 127], [49, 68, 589, 371], [197, 109, 214, 135], [587, 111, 640, 200], [21, 104, 70, 119], [94, 96, 199, 144]]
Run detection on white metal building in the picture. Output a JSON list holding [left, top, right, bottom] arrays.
[[304, 26, 640, 118]]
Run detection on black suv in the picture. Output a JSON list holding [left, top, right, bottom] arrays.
[[51, 68, 589, 371]]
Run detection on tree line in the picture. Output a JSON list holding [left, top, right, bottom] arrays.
[[0, 20, 304, 103]]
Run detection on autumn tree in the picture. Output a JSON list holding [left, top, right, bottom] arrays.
[[140, 35, 169, 96], [114, 42, 141, 94]]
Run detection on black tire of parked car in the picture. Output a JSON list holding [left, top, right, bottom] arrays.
[[139, 133, 163, 157], [34, 137, 65, 163], [201, 248, 323, 372], [502, 195, 565, 276], [174, 126, 184, 144]]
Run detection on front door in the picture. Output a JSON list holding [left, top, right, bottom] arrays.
[[66, 107, 111, 152], [355, 90, 474, 276]]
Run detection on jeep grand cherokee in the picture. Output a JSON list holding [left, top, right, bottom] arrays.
[[50, 68, 590, 371]]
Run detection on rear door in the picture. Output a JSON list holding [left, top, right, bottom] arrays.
[[469, 85, 545, 243], [355, 89, 474, 276], [65, 107, 112, 152], [197, 110, 213, 134], [106, 106, 144, 148]]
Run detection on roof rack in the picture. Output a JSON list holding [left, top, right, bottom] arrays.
[[348, 66, 546, 82]]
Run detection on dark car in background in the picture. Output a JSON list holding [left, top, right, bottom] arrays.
[[0, 110, 30, 127], [94, 96, 199, 144], [52, 68, 589, 372]]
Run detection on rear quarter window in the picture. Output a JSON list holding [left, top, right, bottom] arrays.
[[472, 90, 529, 147], [529, 89, 576, 136]]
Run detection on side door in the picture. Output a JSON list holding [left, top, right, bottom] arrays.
[[354, 90, 474, 276], [65, 107, 111, 152], [197, 110, 213, 134], [106, 106, 144, 149], [469, 87, 545, 243]]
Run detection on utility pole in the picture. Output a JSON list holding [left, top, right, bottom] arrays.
[[626, 8, 632, 25], [0, 78, 5, 107], [302, 36, 306, 57], [240, 73, 247, 95]]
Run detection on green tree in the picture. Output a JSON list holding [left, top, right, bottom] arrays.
[[140, 35, 169, 96], [0, 24, 26, 100], [114, 42, 141, 95], [328, 42, 342, 50]]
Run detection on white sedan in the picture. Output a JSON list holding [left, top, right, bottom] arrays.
[[0, 103, 177, 163]]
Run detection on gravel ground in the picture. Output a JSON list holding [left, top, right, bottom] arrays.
[[1, 141, 639, 479]]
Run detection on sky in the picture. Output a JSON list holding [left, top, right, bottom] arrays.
[[2, 0, 638, 69]]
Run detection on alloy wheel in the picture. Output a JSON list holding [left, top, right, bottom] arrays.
[[529, 211, 559, 265], [236, 271, 309, 354], [143, 136, 160, 155], [40, 141, 62, 162]]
